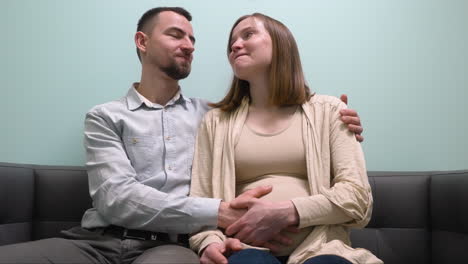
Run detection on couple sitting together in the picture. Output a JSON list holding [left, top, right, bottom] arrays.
[[0, 6, 381, 264]]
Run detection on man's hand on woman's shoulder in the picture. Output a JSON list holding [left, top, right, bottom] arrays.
[[340, 94, 364, 142]]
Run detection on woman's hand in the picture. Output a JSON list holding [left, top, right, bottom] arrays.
[[200, 238, 243, 264]]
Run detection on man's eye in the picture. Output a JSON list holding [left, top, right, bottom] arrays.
[[168, 32, 182, 39]]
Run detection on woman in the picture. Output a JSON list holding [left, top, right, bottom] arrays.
[[189, 13, 382, 264]]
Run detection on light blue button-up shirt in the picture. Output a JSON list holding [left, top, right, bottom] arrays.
[[81, 85, 220, 235]]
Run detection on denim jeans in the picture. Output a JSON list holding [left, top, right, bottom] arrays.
[[228, 249, 353, 264]]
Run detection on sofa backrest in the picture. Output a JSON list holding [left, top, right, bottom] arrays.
[[0, 164, 35, 245], [0, 163, 91, 246], [350, 170, 468, 264], [350, 172, 431, 264], [32, 166, 92, 240]]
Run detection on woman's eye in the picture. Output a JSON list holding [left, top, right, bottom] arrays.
[[244, 32, 253, 39]]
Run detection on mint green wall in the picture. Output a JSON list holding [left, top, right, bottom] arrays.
[[1, 0, 467, 170]]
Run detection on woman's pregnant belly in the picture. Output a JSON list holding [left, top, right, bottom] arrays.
[[236, 175, 314, 256]]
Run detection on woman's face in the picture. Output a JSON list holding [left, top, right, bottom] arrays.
[[228, 17, 272, 80]]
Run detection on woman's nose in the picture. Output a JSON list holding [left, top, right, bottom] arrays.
[[231, 39, 242, 52]]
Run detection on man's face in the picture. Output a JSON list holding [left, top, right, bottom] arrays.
[[145, 11, 195, 80]]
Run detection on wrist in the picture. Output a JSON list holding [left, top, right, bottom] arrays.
[[217, 201, 230, 228], [285, 200, 299, 226], [200, 242, 217, 256]]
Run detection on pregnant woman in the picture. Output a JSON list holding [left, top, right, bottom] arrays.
[[189, 13, 382, 264]]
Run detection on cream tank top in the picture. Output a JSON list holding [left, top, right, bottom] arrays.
[[234, 108, 314, 256]]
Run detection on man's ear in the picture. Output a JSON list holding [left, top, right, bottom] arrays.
[[135, 31, 148, 55]]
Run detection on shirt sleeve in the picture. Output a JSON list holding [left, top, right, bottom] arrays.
[[84, 107, 220, 234], [291, 195, 353, 227]]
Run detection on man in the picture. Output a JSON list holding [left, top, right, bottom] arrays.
[[0, 7, 364, 264]]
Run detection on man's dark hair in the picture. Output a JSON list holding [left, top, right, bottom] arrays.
[[136, 7, 192, 61]]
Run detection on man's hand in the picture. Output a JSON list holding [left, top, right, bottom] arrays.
[[225, 198, 299, 247], [231, 185, 273, 206], [227, 186, 297, 250], [340, 94, 364, 142], [218, 185, 273, 229], [200, 238, 243, 264]]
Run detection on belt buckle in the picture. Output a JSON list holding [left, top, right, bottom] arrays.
[[123, 229, 145, 241]]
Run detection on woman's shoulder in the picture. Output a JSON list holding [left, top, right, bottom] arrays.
[[306, 94, 346, 110], [202, 107, 231, 125]]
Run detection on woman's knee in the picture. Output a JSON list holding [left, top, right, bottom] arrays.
[[228, 249, 280, 264]]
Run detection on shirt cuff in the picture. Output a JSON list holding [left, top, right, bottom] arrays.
[[191, 197, 221, 231]]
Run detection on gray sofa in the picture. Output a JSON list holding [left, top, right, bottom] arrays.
[[1, 162, 467, 264]]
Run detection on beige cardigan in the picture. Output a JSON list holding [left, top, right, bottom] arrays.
[[189, 95, 382, 264]]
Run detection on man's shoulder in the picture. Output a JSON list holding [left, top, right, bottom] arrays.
[[185, 96, 211, 112], [86, 97, 127, 117]]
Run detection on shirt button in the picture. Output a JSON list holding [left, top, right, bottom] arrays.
[[132, 138, 138, 144], [168, 166, 172, 171], [166, 136, 171, 141]]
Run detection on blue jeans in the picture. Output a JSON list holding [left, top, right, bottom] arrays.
[[228, 249, 353, 264]]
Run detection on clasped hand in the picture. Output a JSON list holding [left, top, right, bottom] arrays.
[[201, 186, 299, 264], [226, 195, 299, 250]]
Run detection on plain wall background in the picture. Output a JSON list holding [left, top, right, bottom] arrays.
[[1, 0, 467, 171]]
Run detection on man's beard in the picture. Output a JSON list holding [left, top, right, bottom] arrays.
[[160, 60, 191, 80]]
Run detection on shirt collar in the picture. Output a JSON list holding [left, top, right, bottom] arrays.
[[126, 83, 191, 111]]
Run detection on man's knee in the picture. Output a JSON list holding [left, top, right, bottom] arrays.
[[133, 244, 199, 264]]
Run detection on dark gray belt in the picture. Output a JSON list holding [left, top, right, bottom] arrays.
[[104, 225, 188, 245]]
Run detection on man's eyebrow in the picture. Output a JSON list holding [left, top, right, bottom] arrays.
[[166, 27, 196, 44]]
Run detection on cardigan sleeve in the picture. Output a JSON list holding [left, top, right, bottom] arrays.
[[189, 112, 227, 253], [291, 98, 372, 229]]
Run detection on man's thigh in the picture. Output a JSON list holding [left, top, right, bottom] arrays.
[[133, 244, 200, 264], [0, 237, 106, 264]]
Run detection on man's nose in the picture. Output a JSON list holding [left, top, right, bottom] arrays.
[[181, 38, 195, 54]]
